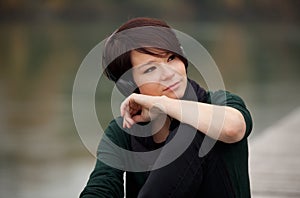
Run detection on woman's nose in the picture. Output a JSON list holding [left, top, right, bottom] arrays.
[[160, 65, 175, 81]]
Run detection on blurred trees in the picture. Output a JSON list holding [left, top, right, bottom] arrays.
[[0, 0, 299, 23]]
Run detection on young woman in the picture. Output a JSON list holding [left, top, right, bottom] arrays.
[[80, 17, 252, 198]]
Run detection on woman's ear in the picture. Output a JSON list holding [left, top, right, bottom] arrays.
[[133, 87, 140, 94], [116, 79, 138, 97]]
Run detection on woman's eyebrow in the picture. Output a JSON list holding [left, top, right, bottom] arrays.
[[136, 60, 158, 70]]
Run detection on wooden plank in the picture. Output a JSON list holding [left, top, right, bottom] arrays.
[[250, 107, 300, 197]]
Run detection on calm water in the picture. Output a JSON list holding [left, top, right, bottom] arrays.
[[1, 21, 300, 197]]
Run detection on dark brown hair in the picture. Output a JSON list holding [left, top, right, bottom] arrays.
[[103, 17, 188, 82]]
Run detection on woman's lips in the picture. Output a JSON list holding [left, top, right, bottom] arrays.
[[163, 81, 180, 91]]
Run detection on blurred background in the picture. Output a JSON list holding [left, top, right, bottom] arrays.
[[0, 0, 299, 197]]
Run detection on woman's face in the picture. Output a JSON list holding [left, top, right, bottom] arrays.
[[131, 49, 187, 99]]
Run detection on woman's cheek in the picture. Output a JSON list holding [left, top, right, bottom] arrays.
[[139, 84, 162, 96]]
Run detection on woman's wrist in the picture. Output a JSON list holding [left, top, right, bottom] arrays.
[[157, 95, 170, 114], [158, 95, 181, 118]]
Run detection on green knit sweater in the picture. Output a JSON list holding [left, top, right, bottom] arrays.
[[80, 91, 253, 198]]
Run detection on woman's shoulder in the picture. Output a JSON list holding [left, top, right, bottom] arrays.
[[106, 117, 123, 131], [103, 117, 131, 148], [207, 90, 245, 106]]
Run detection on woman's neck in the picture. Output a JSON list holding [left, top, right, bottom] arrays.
[[152, 116, 171, 143]]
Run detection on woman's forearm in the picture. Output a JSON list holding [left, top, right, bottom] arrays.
[[159, 95, 246, 143], [120, 93, 246, 143]]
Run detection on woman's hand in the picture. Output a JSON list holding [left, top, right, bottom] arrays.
[[120, 93, 165, 128]]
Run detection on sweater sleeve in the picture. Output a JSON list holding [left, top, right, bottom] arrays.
[[208, 90, 253, 139], [80, 119, 128, 198]]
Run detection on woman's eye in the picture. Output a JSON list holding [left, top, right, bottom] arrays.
[[167, 54, 176, 62], [144, 66, 156, 74]]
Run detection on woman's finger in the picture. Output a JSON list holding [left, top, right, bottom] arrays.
[[120, 101, 126, 117], [120, 96, 131, 117], [123, 106, 136, 128], [132, 115, 148, 123]]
